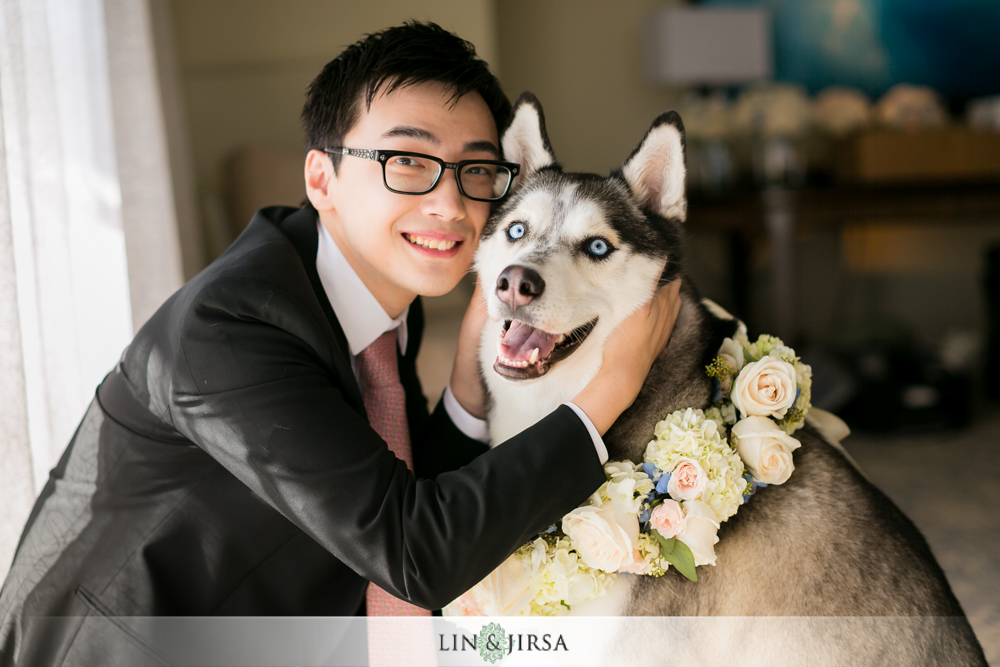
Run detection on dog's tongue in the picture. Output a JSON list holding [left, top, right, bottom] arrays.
[[501, 320, 559, 363]]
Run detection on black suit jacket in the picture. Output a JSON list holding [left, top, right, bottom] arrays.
[[0, 205, 605, 666]]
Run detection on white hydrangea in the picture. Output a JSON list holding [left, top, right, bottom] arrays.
[[645, 408, 747, 521], [779, 359, 812, 433], [513, 536, 615, 615], [629, 532, 667, 576], [743, 334, 793, 363], [705, 402, 737, 430], [594, 461, 654, 515]]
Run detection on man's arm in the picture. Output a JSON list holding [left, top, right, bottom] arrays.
[[170, 277, 605, 610]]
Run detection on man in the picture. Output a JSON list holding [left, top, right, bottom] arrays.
[[0, 22, 679, 665]]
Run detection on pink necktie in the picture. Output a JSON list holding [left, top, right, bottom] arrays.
[[356, 329, 430, 618]]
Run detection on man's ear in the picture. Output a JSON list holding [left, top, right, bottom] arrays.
[[502, 92, 557, 191], [304, 149, 335, 210], [621, 111, 687, 221]]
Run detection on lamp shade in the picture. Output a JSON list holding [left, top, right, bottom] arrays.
[[645, 6, 772, 86]]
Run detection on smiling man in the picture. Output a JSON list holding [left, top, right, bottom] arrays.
[[0, 22, 680, 665]]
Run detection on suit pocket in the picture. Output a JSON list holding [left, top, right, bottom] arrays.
[[72, 586, 173, 666]]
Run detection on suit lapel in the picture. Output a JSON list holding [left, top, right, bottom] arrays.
[[279, 205, 366, 417]]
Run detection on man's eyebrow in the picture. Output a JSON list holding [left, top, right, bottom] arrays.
[[383, 125, 438, 142], [382, 126, 499, 157], [464, 140, 499, 157]]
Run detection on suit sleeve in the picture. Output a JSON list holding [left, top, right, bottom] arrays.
[[412, 398, 489, 480], [169, 278, 605, 610]]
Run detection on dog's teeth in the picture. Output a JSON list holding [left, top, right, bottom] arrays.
[[497, 340, 504, 357], [528, 348, 539, 365], [556, 334, 566, 344]]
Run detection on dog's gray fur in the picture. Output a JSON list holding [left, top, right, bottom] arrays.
[[474, 92, 986, 665]]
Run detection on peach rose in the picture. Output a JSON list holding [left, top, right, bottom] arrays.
[[731, 416, 801, 485], [562, 504, 640, 572], [620, 549, 653, 575], [731, 357, 798, 419], [666, 458, 708, 501], [649, 499, 684, 538]]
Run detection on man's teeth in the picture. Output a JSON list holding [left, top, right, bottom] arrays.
[[405, 233, 457, 251]]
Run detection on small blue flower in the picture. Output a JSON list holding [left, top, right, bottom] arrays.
[[794, 386, 801, 405], [543, 523, 559, 534], [655, 472, 672, 495], [639, 506, 652, 524], [741, 473, 769, 502], [642, 462, 661, 481]]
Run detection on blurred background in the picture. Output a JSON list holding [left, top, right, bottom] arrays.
[[1, 0, 997, 660]]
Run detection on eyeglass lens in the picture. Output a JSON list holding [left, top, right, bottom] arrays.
[[383, 155, 512, 200]]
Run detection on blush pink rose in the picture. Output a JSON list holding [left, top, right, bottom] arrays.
[[447, 589, 485, 616], [649, 499, 684, 538], [620, 549, 652, 575], [667, 458, 708, 501]]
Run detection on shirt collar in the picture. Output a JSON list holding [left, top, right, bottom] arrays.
[[315, 220, 408, 357]]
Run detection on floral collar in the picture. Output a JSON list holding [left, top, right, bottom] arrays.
[[446, 307, 817, 616]]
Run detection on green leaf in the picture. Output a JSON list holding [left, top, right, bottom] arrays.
[[652, 530, 698, 582]]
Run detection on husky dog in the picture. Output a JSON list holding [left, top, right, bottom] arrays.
[[473, 93, 986, 665]]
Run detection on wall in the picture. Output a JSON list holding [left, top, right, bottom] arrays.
[[496, 0, 683, 175], [169, 0, 498, 257], [164, 0, 995, 363]]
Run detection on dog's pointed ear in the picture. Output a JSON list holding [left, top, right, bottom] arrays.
[[621, 111, 687, 221], [502, 92, 557, 191]]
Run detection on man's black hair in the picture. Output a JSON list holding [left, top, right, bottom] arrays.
[[301, 21, 511, 168]]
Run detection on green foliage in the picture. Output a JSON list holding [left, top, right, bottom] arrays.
[[652, 530, 698, 582]]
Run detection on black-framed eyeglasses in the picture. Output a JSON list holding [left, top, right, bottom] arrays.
[[323, 147, 520, 202]]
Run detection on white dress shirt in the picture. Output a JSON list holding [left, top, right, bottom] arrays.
[[314, 220, 608, 463]]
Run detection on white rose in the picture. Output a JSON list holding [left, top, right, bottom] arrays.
[[717, 337, 745, 396], [731, 416, 801, 485], [446, 555, 534, 616], [731, 357, 798, 419], [562, 504, 639, 572], [718, 336, 745, 372], [677, 500, 721, 567]]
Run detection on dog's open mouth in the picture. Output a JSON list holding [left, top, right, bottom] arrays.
[[494, 318, 598, 380]]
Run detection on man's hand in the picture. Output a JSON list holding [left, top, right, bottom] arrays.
[[572, 279, 684, 435], [449, 279, 488, 419]]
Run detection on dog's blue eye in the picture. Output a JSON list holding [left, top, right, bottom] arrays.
[[586, 237, 611, 258], [507, 223, 525, 240]]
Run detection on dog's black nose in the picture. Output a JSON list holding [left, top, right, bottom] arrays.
[[496, 265, 545, 309]]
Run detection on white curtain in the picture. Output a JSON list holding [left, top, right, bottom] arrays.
[[0, 0, 184, 580]]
